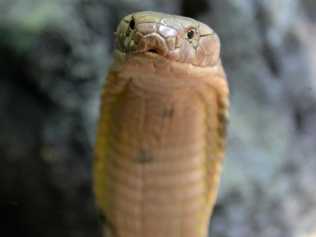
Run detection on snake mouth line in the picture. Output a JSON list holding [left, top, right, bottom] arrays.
[[135, 46, 168, 58], [132, 33, 170, 56], [147, 48, 159, 54]]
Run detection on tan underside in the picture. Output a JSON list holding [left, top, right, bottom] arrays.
[[94, 53, 229, 237]]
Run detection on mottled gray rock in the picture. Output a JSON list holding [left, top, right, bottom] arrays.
[[0, 4, 103, 237], [302, 0, 316, 21]]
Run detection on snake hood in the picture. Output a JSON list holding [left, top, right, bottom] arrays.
[[95, 11, 229, 237], [115, 11, 221, 67]]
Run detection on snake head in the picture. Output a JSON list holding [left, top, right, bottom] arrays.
[[115, 11, 221, 67]]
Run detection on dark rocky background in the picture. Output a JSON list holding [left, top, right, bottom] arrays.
[[0, 0, 316, 236]]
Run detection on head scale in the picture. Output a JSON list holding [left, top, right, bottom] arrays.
[[115, 11, 221, 67]]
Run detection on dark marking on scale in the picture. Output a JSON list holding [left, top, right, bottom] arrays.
[[135, 149, 154, 163]]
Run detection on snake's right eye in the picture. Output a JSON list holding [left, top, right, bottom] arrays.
[[129, 18, 135, 30]]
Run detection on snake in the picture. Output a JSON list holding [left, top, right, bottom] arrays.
[[94, 11, 229, 237]]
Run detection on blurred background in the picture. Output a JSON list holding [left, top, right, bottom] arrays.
[[1, 0, 316, 236]]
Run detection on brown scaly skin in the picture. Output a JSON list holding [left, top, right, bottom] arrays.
[[94, 11, 229, 237]]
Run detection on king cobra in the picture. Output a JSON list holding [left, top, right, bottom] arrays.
[[94, 11, 229, 237]]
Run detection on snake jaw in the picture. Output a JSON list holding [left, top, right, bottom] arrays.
[[119, 24, 175, 56], [138, 33, 170, 56]]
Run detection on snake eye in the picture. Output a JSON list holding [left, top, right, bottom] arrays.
[[187, 30, 195, 39], [129, 18, 135, 30]]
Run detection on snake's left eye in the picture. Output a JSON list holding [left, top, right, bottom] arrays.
[[187, 30, 195, 39]]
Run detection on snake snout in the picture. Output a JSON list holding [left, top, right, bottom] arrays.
[[139, 33, 169, 56]]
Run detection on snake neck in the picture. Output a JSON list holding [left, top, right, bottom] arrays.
[[110, 50, 225, 91]]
